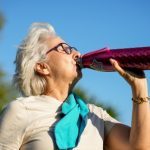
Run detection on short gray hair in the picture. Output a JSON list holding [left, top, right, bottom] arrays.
[[13, 23, 57, 96]]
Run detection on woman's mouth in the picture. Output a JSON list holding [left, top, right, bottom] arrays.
[[76, 64, 81, 71]]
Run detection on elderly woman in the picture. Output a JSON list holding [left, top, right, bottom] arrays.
[[0, 23, 149, 150]]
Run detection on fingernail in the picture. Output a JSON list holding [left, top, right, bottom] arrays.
[[109, 58, 115, 63]]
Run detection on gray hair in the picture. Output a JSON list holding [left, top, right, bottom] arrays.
[[13, 23, 57, 96]]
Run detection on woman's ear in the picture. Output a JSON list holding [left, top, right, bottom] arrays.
[[35, 62, 50, 75]]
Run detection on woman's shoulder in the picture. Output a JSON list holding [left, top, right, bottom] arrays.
[[0, 97, 31, 129], [4, 95, 42, 111], [88, 103, 105, 113], [87, 103, 119, 124], [2, 95, 60, 114], [0, 96, 40, 119], [0, 97, 29, 117], [87, 103, 106, 119]]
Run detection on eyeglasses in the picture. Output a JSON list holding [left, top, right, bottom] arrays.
[[46, 43, 78, 55]]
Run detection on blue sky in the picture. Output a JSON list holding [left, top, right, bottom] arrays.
[[0, 0, 150, 125]]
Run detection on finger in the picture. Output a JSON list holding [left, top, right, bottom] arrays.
[[109, 58, 135, 82], [109, 58, 126, 77]]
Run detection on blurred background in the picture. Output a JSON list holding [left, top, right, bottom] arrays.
[[0, 0, 150, 125]]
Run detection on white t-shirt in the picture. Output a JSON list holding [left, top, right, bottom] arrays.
[[0, 95, 119, 150]]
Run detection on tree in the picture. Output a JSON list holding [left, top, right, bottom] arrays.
[[0, 69, 17, 111], [73, 87, 118, 119], [0, 12, 4, 30], [0, 12, 17, 111]]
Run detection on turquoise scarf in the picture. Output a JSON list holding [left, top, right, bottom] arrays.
[[54, 93, 89, 150]]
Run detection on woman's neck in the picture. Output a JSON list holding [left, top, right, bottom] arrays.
[[44, 80, 73, 102]]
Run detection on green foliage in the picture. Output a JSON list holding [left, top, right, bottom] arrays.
[[73, 87, 118, 119], [0, 69, 17, 111], [0, 12, 4, 30]]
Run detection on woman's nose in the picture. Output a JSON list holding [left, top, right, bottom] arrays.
[[73, 50, 81, 61]]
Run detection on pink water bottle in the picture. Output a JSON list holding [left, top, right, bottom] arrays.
[[78, 46, 150, 72]]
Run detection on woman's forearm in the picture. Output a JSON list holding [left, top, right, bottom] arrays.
[[130, 85, 150, 150]]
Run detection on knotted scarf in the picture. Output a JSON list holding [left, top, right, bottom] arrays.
[[54, 93, 89, 150]]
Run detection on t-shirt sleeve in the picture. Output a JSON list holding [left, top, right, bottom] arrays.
[[103, 109, 120, 136], [0, 100, 28, 150]]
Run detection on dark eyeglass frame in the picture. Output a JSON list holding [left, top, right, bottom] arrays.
[[46, 42, 78, 55]]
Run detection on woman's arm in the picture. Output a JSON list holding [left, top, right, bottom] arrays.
[[104, 59, 150, 150]]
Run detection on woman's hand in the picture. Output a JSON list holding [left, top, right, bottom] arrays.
[[109, 58, 148, 97]]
